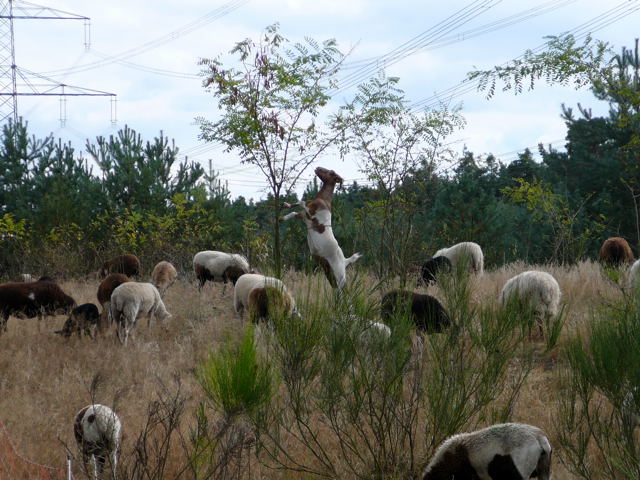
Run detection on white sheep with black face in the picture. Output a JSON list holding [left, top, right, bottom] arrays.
[[422, 423, 552, 480], [433, 241, 484, 275], [74, 404, 122, 479]]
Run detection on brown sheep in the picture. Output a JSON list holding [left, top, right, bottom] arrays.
[[151, 261, 178, 297], [0, 281, 75, 333], [97, 273, 130, 329], [599, 237, 634, 267], [98, 254, 141, 278]]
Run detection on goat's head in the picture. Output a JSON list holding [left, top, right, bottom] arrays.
[[315, 167, 343, 186]]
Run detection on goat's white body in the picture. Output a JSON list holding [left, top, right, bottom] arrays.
[[233, 273, 295, 316], [434, 241, 484, 275], [109, 282, 171, 344], [282, 206, 361, 289], [500, 270, 561, 319], [424, 423, 551, 480], [74, 404, 121, 479]]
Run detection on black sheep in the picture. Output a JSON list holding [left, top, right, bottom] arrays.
[[381, 289, 450, 333]]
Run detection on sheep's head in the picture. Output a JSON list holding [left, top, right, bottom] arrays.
[[315, 166, 343, 186]]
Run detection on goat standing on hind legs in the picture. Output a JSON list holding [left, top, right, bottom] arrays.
[[281, 167, 362, 289]]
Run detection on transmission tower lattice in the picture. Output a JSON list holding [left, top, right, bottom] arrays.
[[0, 0, 116, 126]]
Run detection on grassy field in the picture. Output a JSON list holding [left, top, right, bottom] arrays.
[[0, 261, 627, 478]]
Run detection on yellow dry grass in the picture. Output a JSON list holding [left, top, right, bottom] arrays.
[[0, 261, 626, 479]]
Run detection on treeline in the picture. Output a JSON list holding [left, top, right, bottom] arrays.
[[0, 99, 637, 279]]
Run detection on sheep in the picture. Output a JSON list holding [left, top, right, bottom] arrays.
[[628, 259, 640, 291], [233, 273, 296, 322], [74, 404, 121, 479], [381, 290, 450, 333], [422, 422, 552, 480], [193, 250, 250, 294], [499, 270, 561, 337], [109, 282, 171, 345], [281, 166, 362, 289], [599, 236, 635, 267], [97, 273, 130, 329], [99, 254, 141, 278], [433, 241, 484, 275], [419, 256, 452, 286], [334, 314, 392, 344], [0, 281, 75, 334], [55, 303, 101, 339], [151, 260, 178, 296], [17, 273, 35, 282]]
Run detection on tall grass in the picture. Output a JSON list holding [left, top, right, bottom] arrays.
[[555, 287, 640, 479]]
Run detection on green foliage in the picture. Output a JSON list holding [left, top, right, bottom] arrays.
[[468, 34, 612, 98], [556, 293, 640, 479], [198, 23, 345, 276], [250, 272, 535, 478], [197, 325, 276, 419], [502, 178, 603, 263]]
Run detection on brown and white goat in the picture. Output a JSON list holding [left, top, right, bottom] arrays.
[[281, 166, 362, 289]]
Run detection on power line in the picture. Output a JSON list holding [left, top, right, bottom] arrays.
[[40, 0, 250, 77], [409, 0, 640, 112]]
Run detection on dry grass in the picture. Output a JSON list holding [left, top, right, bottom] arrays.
[[0, 261, 626, 479]]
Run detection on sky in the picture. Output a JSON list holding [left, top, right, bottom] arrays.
[[9, 0, 640, 201]]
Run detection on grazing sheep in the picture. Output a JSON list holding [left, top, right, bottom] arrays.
[[97, 273, 130, 329], [0, 281, 75, 333], [109, 282, 171, 345], [55, 303, 101, 339], [151, 260, 178, 296], [233, 273, 296, 322], [74, 404, 121, 480], [499, 270, 561, 335], [281, 167, 362, 289], [599, 237, 634, 267], [422, 423, 552, 480], [433, 241, 484, 275], [334, 314, 392, 344], [99, 254, 141, 278], [628, 259, 640, 291], [380, 290, 450, 333], [420, 256, 452, 285], [193, 250, 250, 294]]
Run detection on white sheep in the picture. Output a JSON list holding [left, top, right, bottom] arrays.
[[499, 270, 561, 337], [74, 404, 122, 479], [109, 282, 171, 345], [233, 273, 296, 322], [422, 423, 552, 480], [193, 250, 250, 294], [151, 260, 178, 297], [335, 314, 391, 344], [434, 241, 484, 275], [627, 259, 640, 291]]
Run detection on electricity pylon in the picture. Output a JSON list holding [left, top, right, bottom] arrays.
[[0, 0, 115, 125]]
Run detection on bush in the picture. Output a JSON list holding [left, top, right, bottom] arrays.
[[555, 290, 640, 479]]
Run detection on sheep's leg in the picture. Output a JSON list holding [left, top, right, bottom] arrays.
[[111, 450, 118, 479], [0, 312, 8, 334]]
